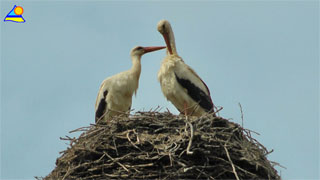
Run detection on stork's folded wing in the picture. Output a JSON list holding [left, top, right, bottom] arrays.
[[174, 71, 213, 112], [95, 90, 108, 122]]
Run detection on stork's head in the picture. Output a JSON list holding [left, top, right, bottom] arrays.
[[157, 20, 171, 35], [157, 20, 177, 55], [130, 46, 166, 58]]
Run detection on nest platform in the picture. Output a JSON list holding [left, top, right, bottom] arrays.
[[44, 111, 280, 179]]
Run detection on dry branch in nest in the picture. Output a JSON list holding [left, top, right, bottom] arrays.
[[43, 111, 280, 179]]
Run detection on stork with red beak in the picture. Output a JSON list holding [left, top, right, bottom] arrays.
[[95, 46, 166, 123], [157, 20, 216, 117]]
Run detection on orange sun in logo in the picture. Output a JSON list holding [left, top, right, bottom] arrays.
[[14, 6, 24, 15]]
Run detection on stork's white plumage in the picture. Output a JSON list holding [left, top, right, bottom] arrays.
[[157, 20, 216, 117], [95, 46, 166, 123]]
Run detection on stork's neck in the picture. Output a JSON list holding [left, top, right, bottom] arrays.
[[130, 55, 142, 78], [167, 26, 178, 55]]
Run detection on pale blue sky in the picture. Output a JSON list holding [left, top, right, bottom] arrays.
[[1, 1, 319, 179]]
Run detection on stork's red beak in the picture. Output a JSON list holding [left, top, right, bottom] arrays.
[[143, 46, 166, 53], [162, 32, 173, 55]]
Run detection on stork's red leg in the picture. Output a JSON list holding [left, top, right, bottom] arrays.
[[184, 102, 188, 119]]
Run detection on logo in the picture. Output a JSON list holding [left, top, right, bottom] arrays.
[[4, 5, 25, 23]]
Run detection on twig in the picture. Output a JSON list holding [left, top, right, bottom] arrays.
[[152, 106, 162, 112], [126, 130, 142, 151], [104, 152, 129, 172], [186, 122, 194, 155], [270, 161, 287, 169], [125, 163, 154, 168], [196, 168, 215, 180], [224, 145, 240, 180], [169, 153, 173, 166], [103, 173, 129, 178], [177, 161, 187, 167], [61, 166, 71, 180], [212, 106, 223, 116], [238, 103, 244, 128], [69, 126, 90, 133], [134, 129, 140, 144], [112, 136, 119, 156], [96, 153, 106, 162], [244, 128, 261, 136]]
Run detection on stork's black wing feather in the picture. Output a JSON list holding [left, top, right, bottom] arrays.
[[95, 90, 108, 122], [175, 73, 213, 112]]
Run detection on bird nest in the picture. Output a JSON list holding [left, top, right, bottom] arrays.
[[43, 111, 280, 179]]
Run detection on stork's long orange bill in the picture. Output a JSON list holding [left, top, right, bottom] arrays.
[[162, 32, 173, 55], [144, 46, 166, 53]]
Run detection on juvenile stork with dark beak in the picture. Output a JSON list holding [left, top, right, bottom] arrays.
[[157, 20, 216, 117], [95, 46, 166, 123]]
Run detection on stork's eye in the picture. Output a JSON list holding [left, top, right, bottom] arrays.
[[136, 47, 143, 50]]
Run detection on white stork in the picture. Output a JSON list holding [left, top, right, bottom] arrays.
[[95, 46, 166, 123], [157, 20, 216, 117]]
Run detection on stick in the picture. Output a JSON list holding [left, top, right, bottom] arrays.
[[112, 136, 119, 156], [238, 103, 244, 128], [224, 145, 240, 180], [104, 152, 129, 172], [186, 122, 194, 155], [62, 166, 71, 180], [126, 130, 142, 151], [69, 126, 90, 133], [212, 106, 223, 116]]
